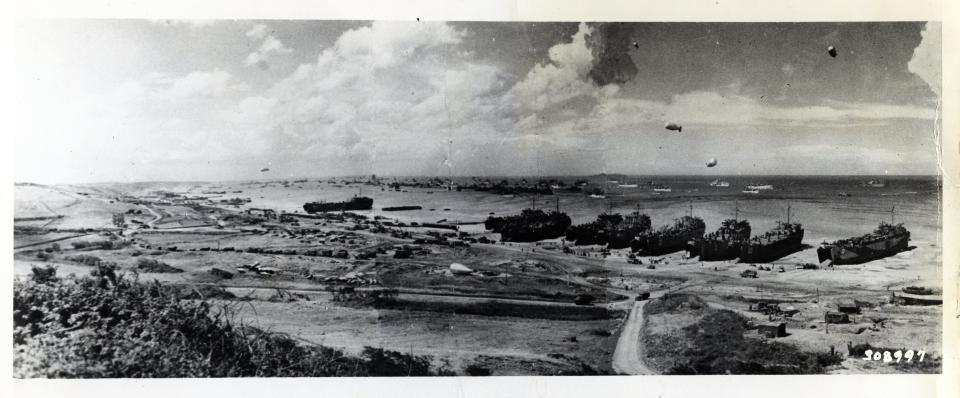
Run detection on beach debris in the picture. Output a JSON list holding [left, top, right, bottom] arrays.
[[706, 158, 718, 167], [665, 122, 683, 132], [827, 46, 838, 58]]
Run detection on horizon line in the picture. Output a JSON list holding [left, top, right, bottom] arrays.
[[15, 173, 942, 186]]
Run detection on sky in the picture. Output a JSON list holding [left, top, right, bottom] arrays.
[[14, 20, 942, 183]]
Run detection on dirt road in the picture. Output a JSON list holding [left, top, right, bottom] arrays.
[[611, 300, 655, 375], [140, 204, 163, 227]]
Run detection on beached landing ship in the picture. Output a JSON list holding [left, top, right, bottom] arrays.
[[631, 216, 705, 256], [695, 219, 751, 261], [817, 222, 910, 265], [484, 208, 571, 242], [740, 221, 804, 263], [303, 196, 374, 213], [566, 211, 652, 249]]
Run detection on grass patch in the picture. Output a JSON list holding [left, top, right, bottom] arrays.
[[371, 297, 620, 321]]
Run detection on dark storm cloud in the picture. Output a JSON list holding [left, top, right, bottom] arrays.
[[586, 23, 640, 86]]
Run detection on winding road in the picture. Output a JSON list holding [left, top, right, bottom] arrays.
[[611, 300, 655, 375]]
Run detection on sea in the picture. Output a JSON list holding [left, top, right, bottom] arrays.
[[195, 175, 940, 255]]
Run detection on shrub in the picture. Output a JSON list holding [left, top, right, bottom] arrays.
[[464, 364, 491, 376], [13, 269, 452, 377], [71, 240, 117, 250], [589, 328, 612, 337], [136, 258, 183, 273], [65, 255, 103, 266], [30, 265, 59, 284]]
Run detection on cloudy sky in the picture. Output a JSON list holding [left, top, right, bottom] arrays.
[[15, 20, 941, 183]]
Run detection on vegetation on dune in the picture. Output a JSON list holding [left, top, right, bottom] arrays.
[[643, 294, 844, 375], [65, 254, 105, 266], [71, 240, 128, 251], [135, 258, 183, 273], [14, 265, 453, 377]]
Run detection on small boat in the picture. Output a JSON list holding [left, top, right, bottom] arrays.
[[652, 186, 672, 192], [501, 194, 515, 198], [742, 189, 760, 194], [863, 179, 886, 188], [709, 179, 730, 187], [746, 184, 774, 190], [589, 194, 606, 199], [618, 184, 639, 188]]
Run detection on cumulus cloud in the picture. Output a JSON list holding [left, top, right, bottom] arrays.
[[908, 22, 941, 99], [506, 23, 615, 115], [224, 21, 506, 174], [244, 24, 293, 70], [245, 24, 268, 40], [162, 69, 234, 100], [150, 19, 218, 29]]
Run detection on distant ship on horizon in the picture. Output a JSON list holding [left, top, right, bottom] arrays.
[[709, 179, 730, 187]]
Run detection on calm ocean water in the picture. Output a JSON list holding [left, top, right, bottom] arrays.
[[209, 175, 939, 244]]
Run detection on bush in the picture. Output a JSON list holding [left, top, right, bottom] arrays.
[[65, 255, 103, 266], [590, 328, 612, 337], [464, 364, 492, 376], [13, 269, 453, 377], [172, 284, 239, 300], [136, 258, 183, 273], [71, 240, 119, 250], [30, 265, 59, 284]]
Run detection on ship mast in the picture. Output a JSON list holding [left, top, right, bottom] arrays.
[[891, 206, 895, 224], [787, 203, 791, 224], [734, 200, 739, 222]]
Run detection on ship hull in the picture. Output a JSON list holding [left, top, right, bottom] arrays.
[[739, 230, 804, 263], [631, 227, 705, 256], [696, 240, 741, 261], [693, 240, 740, 261], [303, 197, 374, 213], [817, 233, 910, 265]]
